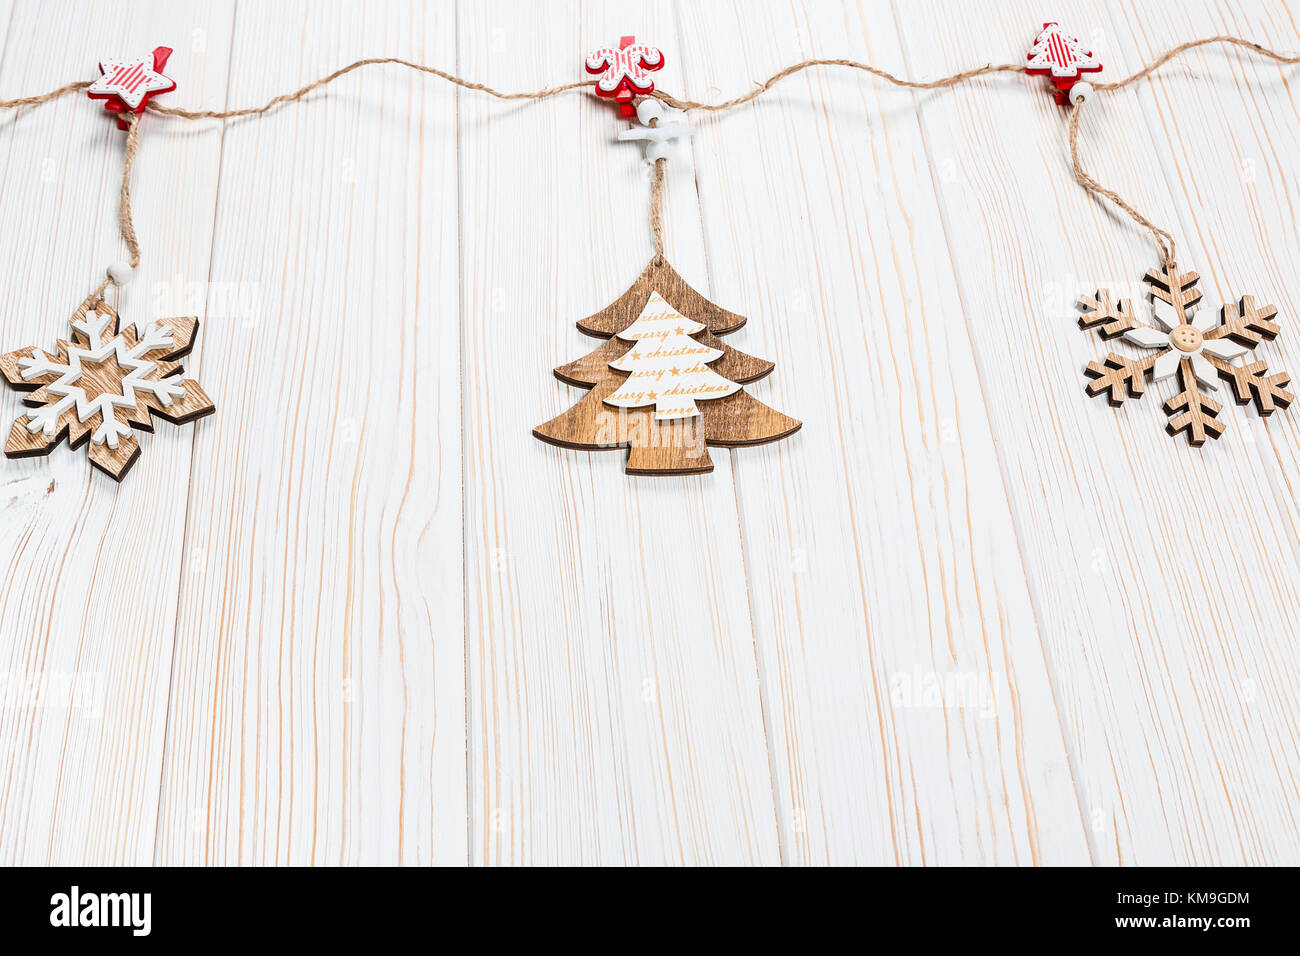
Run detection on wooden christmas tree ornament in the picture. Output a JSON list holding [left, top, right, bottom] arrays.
[[2, 291, 215, 480], [534, 257, 800, 475], [1079, 263, 1292, 445]]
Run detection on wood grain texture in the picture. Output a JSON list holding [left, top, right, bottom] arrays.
[[151, 0, 466, 865], [0, 0, 231, 865], [898, 0, 1300, 864], [1104, 0, 1300, 863], [2, 0, 1299, 866], [460, 0, 780, 865], [679, 0, 1091, 865]]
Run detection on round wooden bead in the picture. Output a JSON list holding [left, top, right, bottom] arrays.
[[1069, 81, 1094, 106], [636, 97, 664, 127], [107, 261, 134, 285]]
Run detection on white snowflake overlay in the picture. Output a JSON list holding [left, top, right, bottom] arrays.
[[3, 293, 214, 480], [20, 307, 187, 448]]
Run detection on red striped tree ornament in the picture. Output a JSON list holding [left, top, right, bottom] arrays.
[[1026, 22, 1101, 103]]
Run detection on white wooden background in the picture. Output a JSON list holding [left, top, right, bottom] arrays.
[[1, 0, 1297, 866]]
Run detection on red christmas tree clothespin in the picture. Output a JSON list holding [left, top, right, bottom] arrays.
[[585, 35, 664, 117], [1026, 23, 1101, 104], [87, 46, 176, 129]]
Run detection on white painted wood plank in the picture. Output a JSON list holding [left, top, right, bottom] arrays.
[[0, 0, 232, 864], [898, 0, 1300, 863], [679, 0, 1091, 864], [1102, 0, 1300, 864], [6, 0, 1295, 868], [459, 0, 780, 865], [153, 0, 466, 865]]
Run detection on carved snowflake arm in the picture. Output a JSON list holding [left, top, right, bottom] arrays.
[[1204, 354, 1294, 415], [71, 308, 114, 347], [16, 349, 70, 382], [1078, 290, 1138, 338], [25, 396, 75, 436], [132, 375, 188, 406], [1210, 296, 1280, 347], [1084, 352, 1158, 406], [1164, 360, 1225, 445], [128, 321, 177, 358], [1145, 264, 1202, 325], [92, 408, 133, 448], [142, 315, 199, 360]]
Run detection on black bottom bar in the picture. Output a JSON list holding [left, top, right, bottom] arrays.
[[0, 865, 1274, 943]]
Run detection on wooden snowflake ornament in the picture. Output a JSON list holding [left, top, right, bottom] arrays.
[[87, 47, 176, 129], [534, 257, 800, 475], [1079, 263, 1292, 445], [2, 291, 214, 480], [585, 35, 664, 117], [1026, 22, 1102, 103]]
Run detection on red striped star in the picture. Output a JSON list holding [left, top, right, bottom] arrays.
[[87, 47, 175, 128]]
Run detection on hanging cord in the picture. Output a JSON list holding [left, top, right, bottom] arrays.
[[1095, 34, 1300, 90], [1062, 36, 1300, 268], [136, 36, 1300, 120], [148, 58, 594, 120], [118, 113, 143, 269], [0, 35, 1294, 122], [648, 115, 667, 262], [0, 34, 1294, 289], [89, 112, 143, 304], [654, 59, 1024, 110], [0, 79, 90, 109], [140, 57, 1025, 121], [1068, 97, 1177, 267]]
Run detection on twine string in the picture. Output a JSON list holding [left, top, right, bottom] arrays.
[[143, 58, 1028, 121], [119, 113, 143, 269], [148, 57, 595, 120], [654, 59, 1026, 111], [0, 34, 1296, 280], [1095, 34, 1300, 90], [88, 276, 111, 306], [129, 36, 1300, 121], [1068, 98, 1176, 266], [649, 116, 666, 261], [0, 79, 90, 110], [87, 112, 142, 305]]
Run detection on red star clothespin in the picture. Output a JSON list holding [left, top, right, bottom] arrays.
[[585, 35, 664, 117], [1025, 23, 1102, 104], [87, 47, 176, 129]]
